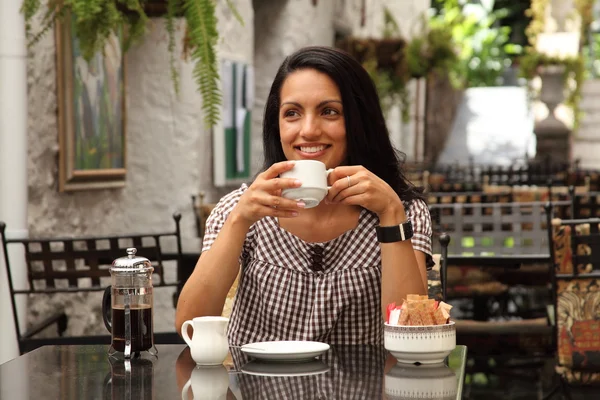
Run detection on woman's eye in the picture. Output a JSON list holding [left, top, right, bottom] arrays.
[[284, 110, 299, 117], [322, 108, 339, 116]]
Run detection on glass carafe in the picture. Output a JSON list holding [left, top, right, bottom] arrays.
[[102, 248, 157, 359]]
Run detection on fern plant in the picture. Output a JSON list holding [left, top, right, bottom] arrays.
[[21, 0, 243, 127]]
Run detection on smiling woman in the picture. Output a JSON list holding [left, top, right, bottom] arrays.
[[175, 46, 433, 347]]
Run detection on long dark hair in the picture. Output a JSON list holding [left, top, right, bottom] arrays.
[[261, 45, 424, 203]]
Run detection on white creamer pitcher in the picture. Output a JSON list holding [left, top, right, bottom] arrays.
[[181, 365, 229, 400], [181, 316, 229, 365]]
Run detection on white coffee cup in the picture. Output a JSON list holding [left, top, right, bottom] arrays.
[[181, 316, 229, 366], [281, 160, 333, 208]]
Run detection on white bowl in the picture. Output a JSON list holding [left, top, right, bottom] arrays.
[[385, 362, 457, 400], [384, 321, 456, 364]]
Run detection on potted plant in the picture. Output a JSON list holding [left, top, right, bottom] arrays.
[[519, 0, 588, 130], [21, 0, 243, 127], [519, 47, 585, 129]]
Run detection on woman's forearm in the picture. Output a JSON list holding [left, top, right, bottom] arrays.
[[379, 208, 427, 319], [175, 212, 251, 333]]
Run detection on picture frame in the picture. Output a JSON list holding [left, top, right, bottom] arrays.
[[55, 16, 126, 192]]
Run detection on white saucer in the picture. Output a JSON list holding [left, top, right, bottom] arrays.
[[241, 360, 329, 377], [239, 341, 330, 362]]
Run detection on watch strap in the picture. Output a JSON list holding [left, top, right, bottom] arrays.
[[376, 220, 414, 243]]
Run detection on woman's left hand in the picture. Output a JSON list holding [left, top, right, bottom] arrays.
[[326, 166, 405, 220]]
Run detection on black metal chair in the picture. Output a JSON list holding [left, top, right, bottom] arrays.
[[0, 213, 184, 354]]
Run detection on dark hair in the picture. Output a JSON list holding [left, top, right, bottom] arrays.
[[261, 45, 424, 203]]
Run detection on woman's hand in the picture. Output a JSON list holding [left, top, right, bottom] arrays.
[[231, 161, 305, 226], [326, 166, 405, 222]]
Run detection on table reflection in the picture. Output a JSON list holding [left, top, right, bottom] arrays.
[[177, 345, 393, 399], [0, 344, 464, 400], [104, 357, 155, 399], [385, 362, 457, 400]]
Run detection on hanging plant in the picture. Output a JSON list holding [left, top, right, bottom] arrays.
[[336, 36, 410, 121], [20, 0, 243, 128]]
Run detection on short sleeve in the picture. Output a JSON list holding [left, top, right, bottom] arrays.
[[202, 185, 254, 257], [405, 198, 434, 269]]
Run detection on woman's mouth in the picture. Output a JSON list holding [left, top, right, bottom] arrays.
[[295, 144, 330, 157]]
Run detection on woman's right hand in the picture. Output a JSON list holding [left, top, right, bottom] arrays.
[[232, 161, 305, 225]]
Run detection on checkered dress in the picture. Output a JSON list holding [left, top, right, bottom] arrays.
[[202, 185, 433, 346]]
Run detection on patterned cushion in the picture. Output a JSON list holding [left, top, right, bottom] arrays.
[[556, 278, 600, 370], [556, 365, 600, 385], [551, 220, 595, 274]]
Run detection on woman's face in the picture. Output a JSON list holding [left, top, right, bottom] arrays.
[[278, 68, 347, 169]]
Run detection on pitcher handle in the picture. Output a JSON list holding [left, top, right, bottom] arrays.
[[181, 320, 194, 347], [102, 286, 112, 332], [181, 378, 192, 400]]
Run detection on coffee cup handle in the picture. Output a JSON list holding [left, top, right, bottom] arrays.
[[181, 320, 194, 347], [326, 168, 334, 190], [181, 378, 192, 400]]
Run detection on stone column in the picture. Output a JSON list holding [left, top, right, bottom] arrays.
[[0, 0, 29, 364]]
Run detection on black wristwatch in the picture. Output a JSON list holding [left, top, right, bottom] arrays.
[[376, 220, 414, 243]]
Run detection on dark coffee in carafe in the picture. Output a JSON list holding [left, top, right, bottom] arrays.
[[111, 304, 153, 353]]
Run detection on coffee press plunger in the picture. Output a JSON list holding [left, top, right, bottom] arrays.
[[102, 248, 157, 359]]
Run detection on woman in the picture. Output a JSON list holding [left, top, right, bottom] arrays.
[[176, 46, 432, 345]]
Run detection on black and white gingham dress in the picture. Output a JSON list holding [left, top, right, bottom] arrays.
[[202, 185, 433, 346]]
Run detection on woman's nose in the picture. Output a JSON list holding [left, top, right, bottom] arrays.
[[300, 115, 321, 138]]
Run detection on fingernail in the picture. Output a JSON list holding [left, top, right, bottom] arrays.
[[297, 201, 306, 208], [294, 179, 302, 186], [291, 212, 299, 217], [324, 199, 331, 204], [288, 161, 296, 166]]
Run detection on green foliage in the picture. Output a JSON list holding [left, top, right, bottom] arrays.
[[382, 6, 401, 38], [426, 0, 521, 88], [364, 1, 519, 121], [574, 0, 595, 46], [405, 15, 458, 81], [183, 0, 221, 128], [524, 0, 549, 47], [582, 33, 600, 78], [20, 0, 243, 128]]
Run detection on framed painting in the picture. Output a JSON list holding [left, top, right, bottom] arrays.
[[55, 17, 126, 191]]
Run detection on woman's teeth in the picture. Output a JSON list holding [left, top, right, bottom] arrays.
[[299, 145, 326, 153]]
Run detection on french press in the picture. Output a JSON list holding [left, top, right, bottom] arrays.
[[102, 248, 157, 359]]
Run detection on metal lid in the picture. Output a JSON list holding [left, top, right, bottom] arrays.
[[111, 248, 153, 272]]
